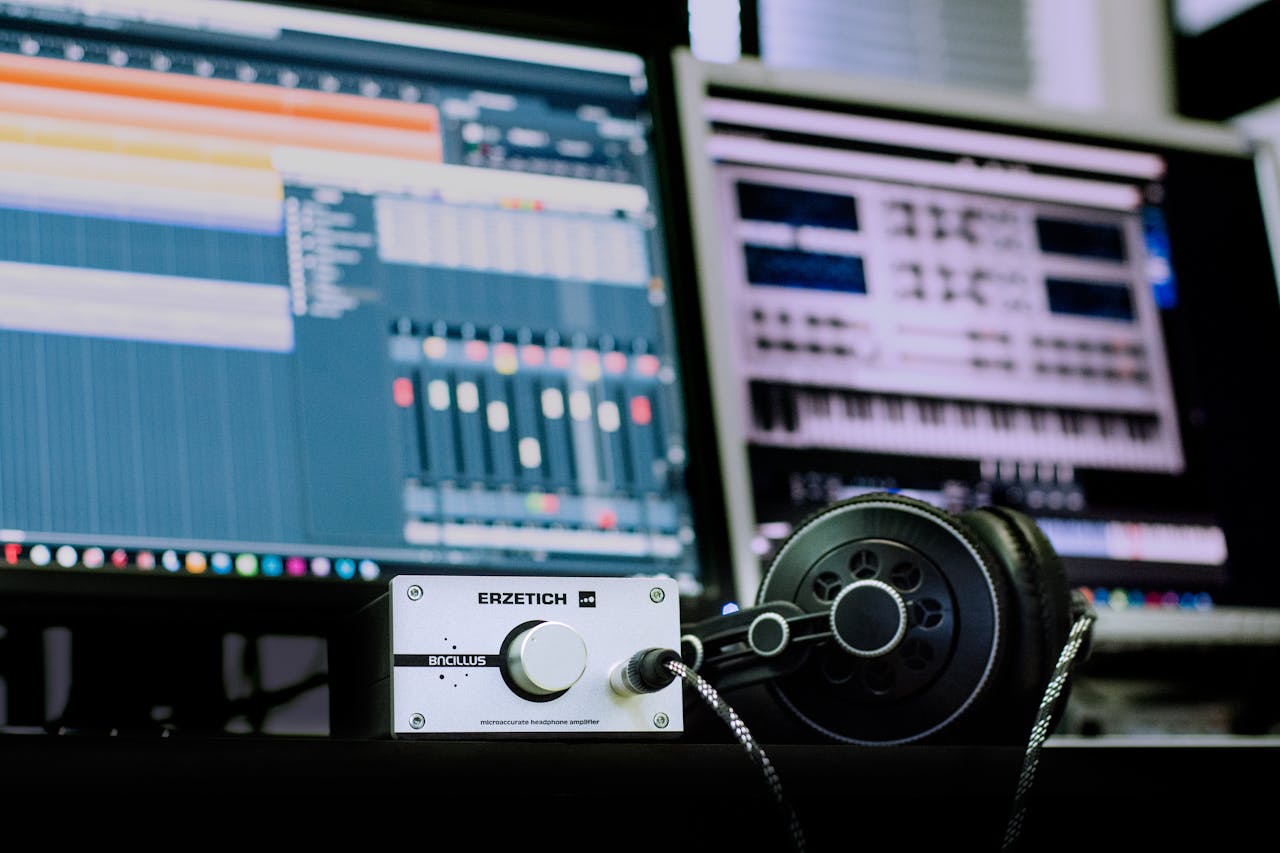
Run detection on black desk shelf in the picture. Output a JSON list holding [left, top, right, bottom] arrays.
[[0, 734, 1274, 851]]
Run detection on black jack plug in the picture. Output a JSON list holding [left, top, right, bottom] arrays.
[[608, 647, 682, 696]]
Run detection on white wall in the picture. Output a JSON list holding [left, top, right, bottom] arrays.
[[691, 0, 1179, 117]]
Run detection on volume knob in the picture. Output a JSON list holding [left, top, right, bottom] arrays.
[[503, 620, 588, 700]]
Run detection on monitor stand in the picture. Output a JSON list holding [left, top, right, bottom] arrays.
[[53, 621, 229, 736], [0, 623, 46, 728]]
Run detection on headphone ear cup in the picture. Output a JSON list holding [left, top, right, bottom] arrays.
[[755, 492, 1014, 744], [959, 505, 1072, 740]]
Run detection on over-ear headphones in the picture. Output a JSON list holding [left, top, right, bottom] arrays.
[[680, 492, 1094, 745]]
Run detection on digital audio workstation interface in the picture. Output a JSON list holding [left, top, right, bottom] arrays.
[[676, 53, 1280, 631], [0, 1, 708, 596]]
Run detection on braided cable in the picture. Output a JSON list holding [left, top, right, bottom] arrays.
[[666, 659, 807, 853], [1001, 608, 1097, 850]]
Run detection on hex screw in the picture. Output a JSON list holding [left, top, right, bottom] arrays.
[[409, 713, 425, 729], [407, 585, 423, 601], [653, 712, 670, 729], [649, 587, 665, 604]]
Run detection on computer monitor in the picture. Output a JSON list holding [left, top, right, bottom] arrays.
[[0, 0, 733, 726], [672, 49, 1280, 638]]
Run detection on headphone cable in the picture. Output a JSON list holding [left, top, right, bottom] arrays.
[[666, 658, 807, 853], [1000, 606, 1097, 850]]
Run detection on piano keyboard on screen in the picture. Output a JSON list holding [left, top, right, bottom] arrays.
[[747, 380, 1171, 471]]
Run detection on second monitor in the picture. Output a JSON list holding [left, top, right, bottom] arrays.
[[673, 49, 1280, 635]]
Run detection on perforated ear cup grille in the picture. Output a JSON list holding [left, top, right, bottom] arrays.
[[960, 505, 1071, 740], [757, 493, 1010, 744]]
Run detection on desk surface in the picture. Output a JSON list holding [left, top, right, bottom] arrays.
[[1, 733, 1274, 849]]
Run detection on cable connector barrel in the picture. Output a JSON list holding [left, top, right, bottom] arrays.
[[609, 647, 681, 696]]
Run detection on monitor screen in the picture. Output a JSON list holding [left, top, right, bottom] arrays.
[[673, 50, 1280, 634], [0, 1, 729, 614]]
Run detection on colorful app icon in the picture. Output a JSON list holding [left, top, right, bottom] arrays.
[[185, 551, 207, 574], [235, 553, 259, 577]]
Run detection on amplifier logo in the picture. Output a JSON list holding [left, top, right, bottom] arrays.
[[394, 653, 498, 667], [477, 591, 568, 605], [426, 654, 489, 667], [578, 591, 596, 607]]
